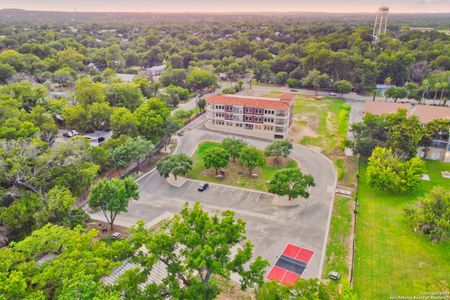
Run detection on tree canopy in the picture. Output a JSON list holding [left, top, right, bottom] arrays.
[[88, 177, 139, 230]]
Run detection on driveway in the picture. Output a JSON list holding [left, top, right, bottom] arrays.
[[90, 116, 336, 279]]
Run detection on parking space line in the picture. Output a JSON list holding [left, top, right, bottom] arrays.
[[186, 181, 195, 189], [211, 185, 218, 193], [229, 189, 235, 196], [220, 187, 228, 195], [255, 193, 261, 202], [215, 186, 223, 194], [245, 192, 253, 201]]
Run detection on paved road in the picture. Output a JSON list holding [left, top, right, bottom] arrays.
[[91, 116, 336, 279]]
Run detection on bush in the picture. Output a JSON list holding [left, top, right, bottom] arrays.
[[406, 186, 449, 242], [222, 87, 236, 94], [367, 147, 425, 193], [287, 78, 300, 88]]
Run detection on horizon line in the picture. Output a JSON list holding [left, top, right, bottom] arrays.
[[2, 8, 450, 14]]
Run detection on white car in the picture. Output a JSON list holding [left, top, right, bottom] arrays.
[[328, 92, 338, 96], [63, 130, 79, 138]]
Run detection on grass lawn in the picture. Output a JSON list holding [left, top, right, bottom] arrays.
[[353, 160, 450, 299], [323, 196, 354, 282], [188, 141, 298, 192], [267, 92, 350, 155]]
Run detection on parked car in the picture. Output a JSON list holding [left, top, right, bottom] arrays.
[[290, 89, 298, 92], [328, 92, 338, 96], [197, 183, 209, 192], [329, 271, 340, 280], [63, 130, 79, 138]]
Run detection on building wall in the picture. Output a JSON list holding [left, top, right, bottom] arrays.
[[206, 102, 291, 140]]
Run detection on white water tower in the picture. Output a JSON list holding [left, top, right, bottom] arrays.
[[373, 6, 389, 40]]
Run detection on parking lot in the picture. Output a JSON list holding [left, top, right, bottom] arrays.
[[89, 123, 337, 279], [176, 179, 275, 213]]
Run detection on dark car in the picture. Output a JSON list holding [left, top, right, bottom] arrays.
[[197, 183, 209, 192]]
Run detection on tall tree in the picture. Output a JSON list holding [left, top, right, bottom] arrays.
[[157, 153, 193, 180], [202, 146, 229, 175], [126, 202, 269, 299], [301, 69, 329, 96], [239, 146, 266, 175], [221, 137, 247, 162], [88, 177, 139, 230], [264, 140, 293, 165], [268, 168, 315, 201]]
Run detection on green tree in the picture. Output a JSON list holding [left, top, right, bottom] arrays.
[[0, 63, 16, 84], [336, 80, 353, 96], [110, 107, 139, 137], [0, 224, 131, 299], [256, 279, 333, 300], [28, 105, 58, 144], [275, 71, 289, 84], [367, 147, 425, 193], [239, 146, 266, 175], [57, 47, 85, 70], [203, 146, 229, 175], [88, 177, 139, 230], [187, 68, 217, 91], [301, 69, 329, 96], [385, 87, 407, 103], [134, 97, 170, 141], [221, 137, 247, 162], [406, 186, 450, 242], [127, 202, 269, 299], [159, 68, 187, 87], [105, 82, 144, 111], [157, 153, 193, 180], [264, 140, 293, 165], [75, 77, 106, 105], [268, 168, 315, 201], [197, 98, 206, 111], [386, 109, 423, 159]]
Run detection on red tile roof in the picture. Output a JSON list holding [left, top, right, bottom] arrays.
[[207, 95, 291, 110]]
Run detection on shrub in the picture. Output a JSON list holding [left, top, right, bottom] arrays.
[[367, 147, 425, 193], [406, 186, 449, 242]]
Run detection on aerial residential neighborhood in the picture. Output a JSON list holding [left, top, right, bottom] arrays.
[[0, 1, 449, 300]]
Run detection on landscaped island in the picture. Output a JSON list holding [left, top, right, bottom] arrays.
[[188, 141, 298, 192]]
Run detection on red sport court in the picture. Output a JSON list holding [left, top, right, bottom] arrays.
[[265, 244, 314, 285]]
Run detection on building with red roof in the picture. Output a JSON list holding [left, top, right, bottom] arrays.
[[206, 94, 294, 139]]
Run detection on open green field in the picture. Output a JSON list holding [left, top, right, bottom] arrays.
[[187, 141, 298, 192], [267, 92, 350, 154], [353, 160, 450, 299]]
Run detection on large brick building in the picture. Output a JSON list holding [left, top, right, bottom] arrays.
[[206, 93, 294, 139]]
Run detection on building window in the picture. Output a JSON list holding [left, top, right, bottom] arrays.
[[236, 123, 243, 128]]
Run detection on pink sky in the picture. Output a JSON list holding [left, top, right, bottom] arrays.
[[1, 0, 450, 13]]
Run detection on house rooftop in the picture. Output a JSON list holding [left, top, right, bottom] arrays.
[[364, 102, 410, 116], [207, 94, 292, 110], [364, 102, 450, 123], [413, 105, 450, 124], [83, 131, 112, 139]]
